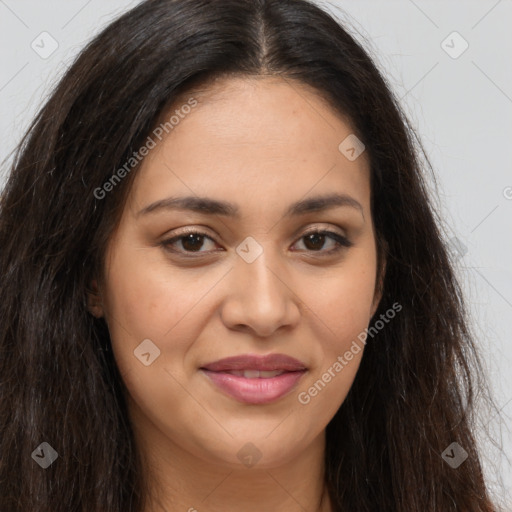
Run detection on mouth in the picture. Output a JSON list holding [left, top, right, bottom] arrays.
[[214, 369, 288, 378], [200, 353, 308, 405]]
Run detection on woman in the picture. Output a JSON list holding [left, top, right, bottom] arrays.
[[0, 0, 502, 510]]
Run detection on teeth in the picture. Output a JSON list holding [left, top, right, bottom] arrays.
[[259, 370, 286, 378], [244, 370, 261, 379], [226, 370, 286, 378]]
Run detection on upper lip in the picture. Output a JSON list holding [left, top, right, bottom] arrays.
[[200, 353, 307, 372]]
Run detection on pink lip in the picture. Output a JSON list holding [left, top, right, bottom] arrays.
[[200, 353, 308, 404], [201, 353, 307, 372]]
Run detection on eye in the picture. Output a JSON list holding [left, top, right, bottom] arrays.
[[160, 227, 353, 257], [161, 229, 219, 255], [291, 229, 353, 255]]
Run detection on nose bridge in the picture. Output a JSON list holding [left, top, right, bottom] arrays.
[[236, 236, 285, 306], [222, 235, 299, 335]]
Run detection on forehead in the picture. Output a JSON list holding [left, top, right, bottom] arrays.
[[129, 76, 370, 214]]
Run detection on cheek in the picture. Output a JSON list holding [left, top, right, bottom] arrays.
[[100, 246, 213, 430], [294, 251, 377, 415], [308, 251, 377, 340], [103, 242, 191, 337], [296, 298, 368, 427], [101, 242, 231, 374]]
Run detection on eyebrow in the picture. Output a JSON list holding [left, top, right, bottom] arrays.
[[136, 193, 364, 220]]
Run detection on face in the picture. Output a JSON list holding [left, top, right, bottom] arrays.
[[88, 76, 383, 470]]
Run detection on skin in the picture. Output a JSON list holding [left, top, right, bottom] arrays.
[[87, 76, 384, 512]]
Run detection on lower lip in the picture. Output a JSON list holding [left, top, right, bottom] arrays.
[[200, 369, 307, 405]]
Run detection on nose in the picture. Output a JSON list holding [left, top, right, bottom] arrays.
[[219, 245, 301, 338]]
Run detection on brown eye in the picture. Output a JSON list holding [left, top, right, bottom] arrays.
[[292, 230, 353, 254], [161, 228, 353, 258], [161, 230, 218, 255], [179, 233, 208, 252]]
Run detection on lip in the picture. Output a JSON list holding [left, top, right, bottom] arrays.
[[200, 353, 308, 405], [201, 353, 307, 372]]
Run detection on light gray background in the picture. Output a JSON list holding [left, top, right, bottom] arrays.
[[0, 0, 510, 505]]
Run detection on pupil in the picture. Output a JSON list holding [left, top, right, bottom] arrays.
[[182, 233, 203, 251], [305, 233, 324, 250]]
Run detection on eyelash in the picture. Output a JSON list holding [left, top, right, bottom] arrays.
[[160, 227, 353, 258]]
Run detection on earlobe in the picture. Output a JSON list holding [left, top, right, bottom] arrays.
[[86, 278, 104, 318]]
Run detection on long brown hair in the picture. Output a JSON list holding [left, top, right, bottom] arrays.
[[0, 0, 503, 510]]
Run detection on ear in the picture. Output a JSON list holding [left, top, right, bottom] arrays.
[[370, 248, 387, 318], [86, 278, 104, 318]]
